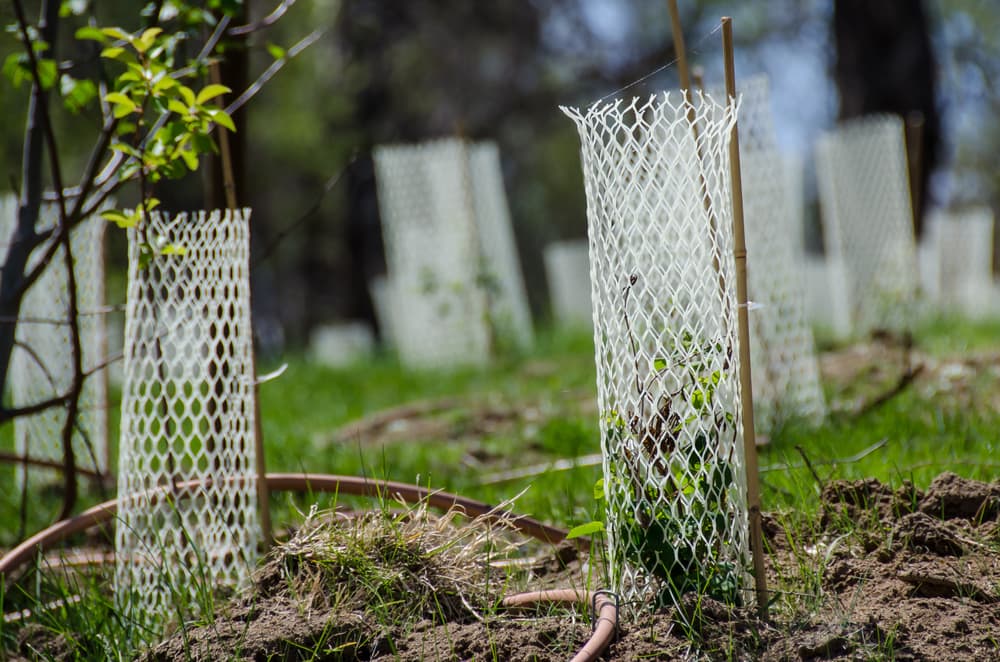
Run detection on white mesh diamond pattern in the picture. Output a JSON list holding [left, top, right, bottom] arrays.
[[374, 139, 492, 368], [925, 207, 995, 317], [815, 115, 920, 334], [115, 209, 259, 623], [468, 143, 534, 348], [733, 77, 825, 429], [563, 92, 750, 612], [0, 195, 110, 486]]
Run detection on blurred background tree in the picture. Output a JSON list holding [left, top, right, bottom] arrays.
[[2, 0, 998, 352]]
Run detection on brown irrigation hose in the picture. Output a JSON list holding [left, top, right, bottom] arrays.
[[502, 589, 619, 662], [0, 472, 588, 583]]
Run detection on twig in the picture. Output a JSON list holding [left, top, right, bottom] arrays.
[[853, 364, 925, 418], [225, 28, 326, 115], [760, 437, 889, 473], [228, 0, 297, 35], [795, 445, 825, 492], [478, 454, 603, 485], [0, 451, 108, 482], [252, 152, 357, 268], [56, 188, 83, 521], [334, 397, 464, 442]]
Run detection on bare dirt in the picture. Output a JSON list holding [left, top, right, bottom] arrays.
[[113, 473, 1000, 662]]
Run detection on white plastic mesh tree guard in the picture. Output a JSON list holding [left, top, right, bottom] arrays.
[[925, 208, 995, 317], [115, 209, 259, 623], [563, 92, 750, 611], [815, 115, 920, 335], [467, 143, 534, 348], [733, 77, 825, 429], [544, 239, 594, 328], [374, 139, 492, 368], [0, 195, 110, 486]]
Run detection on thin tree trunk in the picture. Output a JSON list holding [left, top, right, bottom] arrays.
[[0, 0, 59, 398]]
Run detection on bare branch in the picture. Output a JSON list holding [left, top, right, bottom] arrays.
[[253, 152, 356, 268], [225, 28, 326, 115], [228, 0, 296, 36]]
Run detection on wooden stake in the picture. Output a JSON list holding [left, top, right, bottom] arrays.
[[903, 111, 925, 239], [667, 0, 692, 94], [210, 60, 272, 551], [668, 0, 728, 305], [721, 16, 769, 618], [209, 63, 238, 210]]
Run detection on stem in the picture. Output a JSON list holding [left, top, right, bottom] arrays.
[[721, 15, 769, 618], [56, 226, 82, 520]]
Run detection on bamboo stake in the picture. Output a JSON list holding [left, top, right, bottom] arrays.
[[209, 61, 272, 550], [721, 16, 769, 618], [667, 0, 692, 94], [668, 0, 729, 309]]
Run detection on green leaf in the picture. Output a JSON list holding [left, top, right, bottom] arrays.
[[100, 46, 127, 61], [60, 75, 97, 113], [160, 243, 187, 256], [100, 27, 132, 42], [266, 42, 286, 60], [101, 209, 137, 229], [177, 84, 196, 107], [2, 53, 28, 88], [167, 98, 189, 115], [209, 108, 236, 132], [75, 26, 107, 43], [653, 357, 667, 372], [593, 478, 605, 500], [152, 75, 179, 94], [178, 145, 198, 170], [135, 27, 163, 54], [195, 83, 230, 104], [115, 121, 137, 137], [565, 521, 604, 540], [36, 58, 57, 90], [104, 91, 137, 117]]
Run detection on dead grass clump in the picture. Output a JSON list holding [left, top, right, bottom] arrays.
[[259, 500, 523, 626]]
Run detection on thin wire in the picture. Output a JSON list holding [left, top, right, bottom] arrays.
[[590, 22, 724, 106]]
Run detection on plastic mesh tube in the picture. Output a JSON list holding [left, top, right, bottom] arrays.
[[563, 92, 750, 612], [816, 115, 920, 334], [0, 195, 110, 487], [114, 209, 259, 624]]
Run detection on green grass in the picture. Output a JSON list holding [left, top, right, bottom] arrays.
[[2, 316, 1000, 658]]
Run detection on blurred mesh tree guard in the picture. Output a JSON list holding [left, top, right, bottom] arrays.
[[563, 92, 750, 611], [0, 195, 110, 487], [924, 208, 996, 318], [115, 209, 259, 624], [544, 239, 594, 329], [731, 77, 825, 429], [467, 143, 534, 347], [816, 115, 920, 335], [373, 138, 533, 369]]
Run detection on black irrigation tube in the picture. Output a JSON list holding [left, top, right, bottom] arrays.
[[0, 473, 616, 660]]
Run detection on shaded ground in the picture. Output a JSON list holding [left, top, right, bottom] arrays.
[[112, 473, 1000, 661]]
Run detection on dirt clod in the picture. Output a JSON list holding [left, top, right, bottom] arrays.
[[919, 471, 1000, 520]]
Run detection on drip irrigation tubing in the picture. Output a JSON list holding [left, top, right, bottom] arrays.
[[502, 589, 619, 662], [0, 472, 589, 582], [1, 473, 616, 660]]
